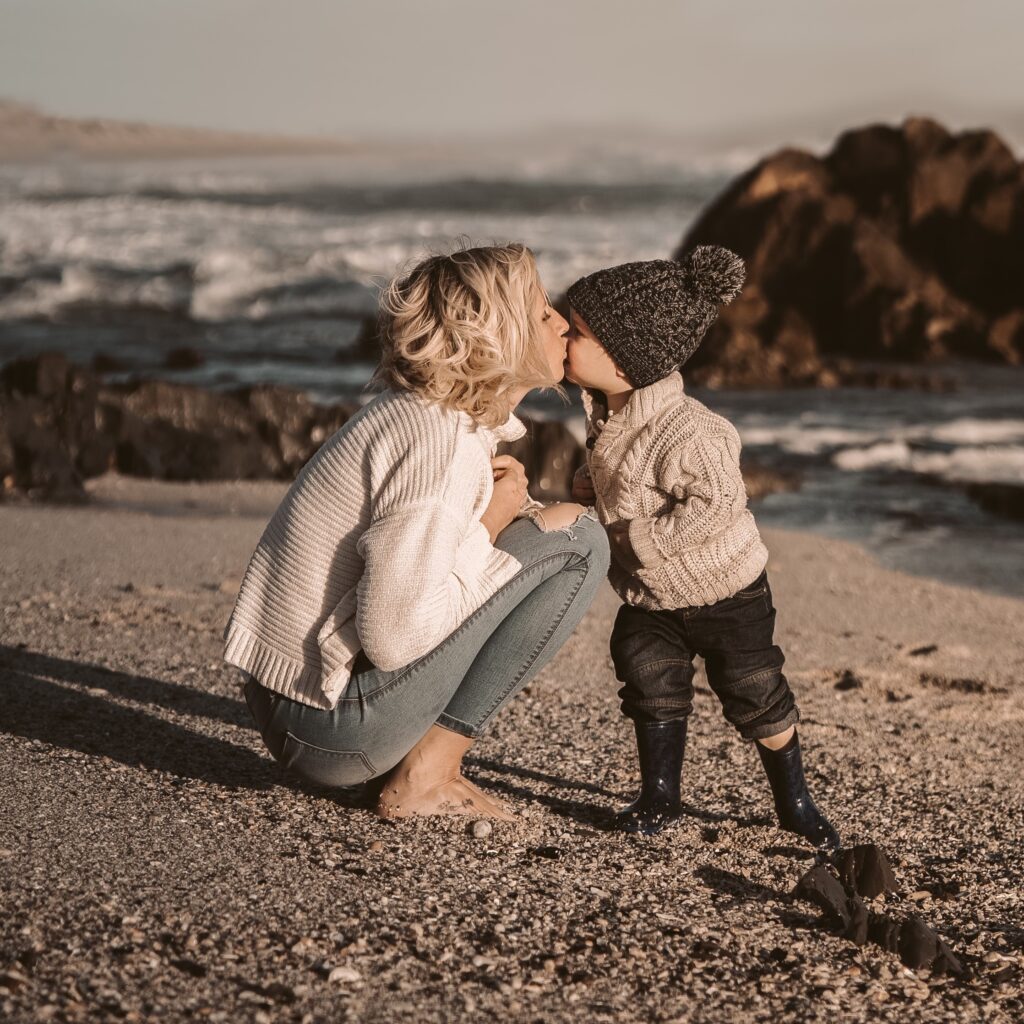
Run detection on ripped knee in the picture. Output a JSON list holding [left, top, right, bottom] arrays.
[[528, 502, 599, 539]]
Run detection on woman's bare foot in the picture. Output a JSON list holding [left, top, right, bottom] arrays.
[[376, 772, 514, 821], [374, 724, 515, 821]]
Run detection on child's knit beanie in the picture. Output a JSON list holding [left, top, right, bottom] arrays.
[[565, 245, 745, 388]]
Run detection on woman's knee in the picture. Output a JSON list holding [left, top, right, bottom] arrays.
[[530, 503, 609, 565]]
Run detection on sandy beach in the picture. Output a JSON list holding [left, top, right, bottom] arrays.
[[1, 474, 1021, 1022]]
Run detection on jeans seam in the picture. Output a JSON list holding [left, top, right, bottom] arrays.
[[283, 732, 375, 772], [435, 713, 475, 738], [338, 546, 593, 705], [468, 555, 592, 735], [721, 666, 782, 690]]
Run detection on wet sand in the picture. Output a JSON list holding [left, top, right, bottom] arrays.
[[1, 474, 1021, 1022]]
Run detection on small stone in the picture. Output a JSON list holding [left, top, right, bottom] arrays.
[[327, 966, 360, 984], [834, 669, 863, 691], [368, 841, 383, 853], [471, 820, 493, 840]]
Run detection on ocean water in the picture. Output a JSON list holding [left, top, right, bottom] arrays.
[[1, 153, 1021, 597]]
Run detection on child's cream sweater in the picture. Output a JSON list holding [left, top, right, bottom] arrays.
[[581, 370, 767, 609], [223, 387, 543, 710]]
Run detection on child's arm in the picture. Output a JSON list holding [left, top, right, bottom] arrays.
[[613, 427, 745, 572]]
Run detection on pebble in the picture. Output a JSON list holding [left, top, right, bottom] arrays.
[[327, 966, 361, 984], [471, 820, 493, 840]]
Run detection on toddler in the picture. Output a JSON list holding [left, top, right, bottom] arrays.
[[564, 246, 840, 850]]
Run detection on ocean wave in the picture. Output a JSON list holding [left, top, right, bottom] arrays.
[[0, 256, 379, 324], [832, 440, 1024, 485], [741, 417, 1024, 455]]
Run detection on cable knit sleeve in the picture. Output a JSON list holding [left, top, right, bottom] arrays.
[[625, 425, 746, 571]]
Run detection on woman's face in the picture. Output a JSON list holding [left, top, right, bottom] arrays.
[[534, 285, 570, 383]]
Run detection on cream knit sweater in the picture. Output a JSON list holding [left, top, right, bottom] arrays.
[[581, 370, 768, 609], [223, 387, 545, 710]]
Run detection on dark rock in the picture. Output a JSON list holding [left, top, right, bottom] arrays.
[[834, 843, 898, 898], [919, 672, 990, 694], [349, 316, 385, 360], [169, 957, 207, 978], [834, 670, 864, 692], [964, 481, 1024, 523], [842, 894, 870, 945], [794, 851, 964, 976], [932, 937, 966, 976], [868, 911, 902, 953], [677, 118, 1024, 386], [898, 915, 940, 970], [164, 346, 205, 370], [0, 353, 358, 497], [793, 865, 851, 927], [92, 351, 129, 374]]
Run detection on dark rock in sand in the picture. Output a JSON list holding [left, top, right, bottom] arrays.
[[793, 865, 852, 927], [842, 894, 870, 946], [834, 843, 898, 898], [898, 914, 940, 970], [794, 851, 965, 976], [833, 669, 864, 692], [676, 117, 1024, 387]]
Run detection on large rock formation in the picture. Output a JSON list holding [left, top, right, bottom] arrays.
[[676, 118, 1024, 387]]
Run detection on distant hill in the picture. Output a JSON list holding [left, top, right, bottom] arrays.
[[0, 100, 354, 162]]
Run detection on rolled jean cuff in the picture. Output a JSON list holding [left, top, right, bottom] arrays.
[[435, 713, 476, 739], [739, 705, 800, 743]]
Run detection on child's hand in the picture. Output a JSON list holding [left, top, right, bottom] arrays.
[[571, 464, 595, 503]]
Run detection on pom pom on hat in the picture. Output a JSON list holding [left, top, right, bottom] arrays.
[[681, 245, 746, 305]]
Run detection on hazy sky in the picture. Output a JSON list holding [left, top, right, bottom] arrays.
[[2, 0, 1021, 143]]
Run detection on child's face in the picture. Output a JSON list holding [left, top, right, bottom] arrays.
[[564, 306, 634, 394]]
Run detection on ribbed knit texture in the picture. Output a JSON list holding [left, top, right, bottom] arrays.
[[223, 388, 536, 709], [581, 371, 768, 609]]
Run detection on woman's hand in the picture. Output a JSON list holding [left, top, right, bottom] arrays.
[[571, 464, 595, 503], [480, 455, 528, 543]]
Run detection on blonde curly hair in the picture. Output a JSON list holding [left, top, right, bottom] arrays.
[[369, 243, 566, 429]]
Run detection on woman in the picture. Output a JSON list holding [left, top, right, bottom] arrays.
[[224, 243, 610, 821]]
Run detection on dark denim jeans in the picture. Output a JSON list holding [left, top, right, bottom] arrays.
[[243, 509, 609, 788], [608, 570, 799, 741]]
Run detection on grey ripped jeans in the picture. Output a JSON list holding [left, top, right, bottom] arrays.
[[243, 509, 610, 788]]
